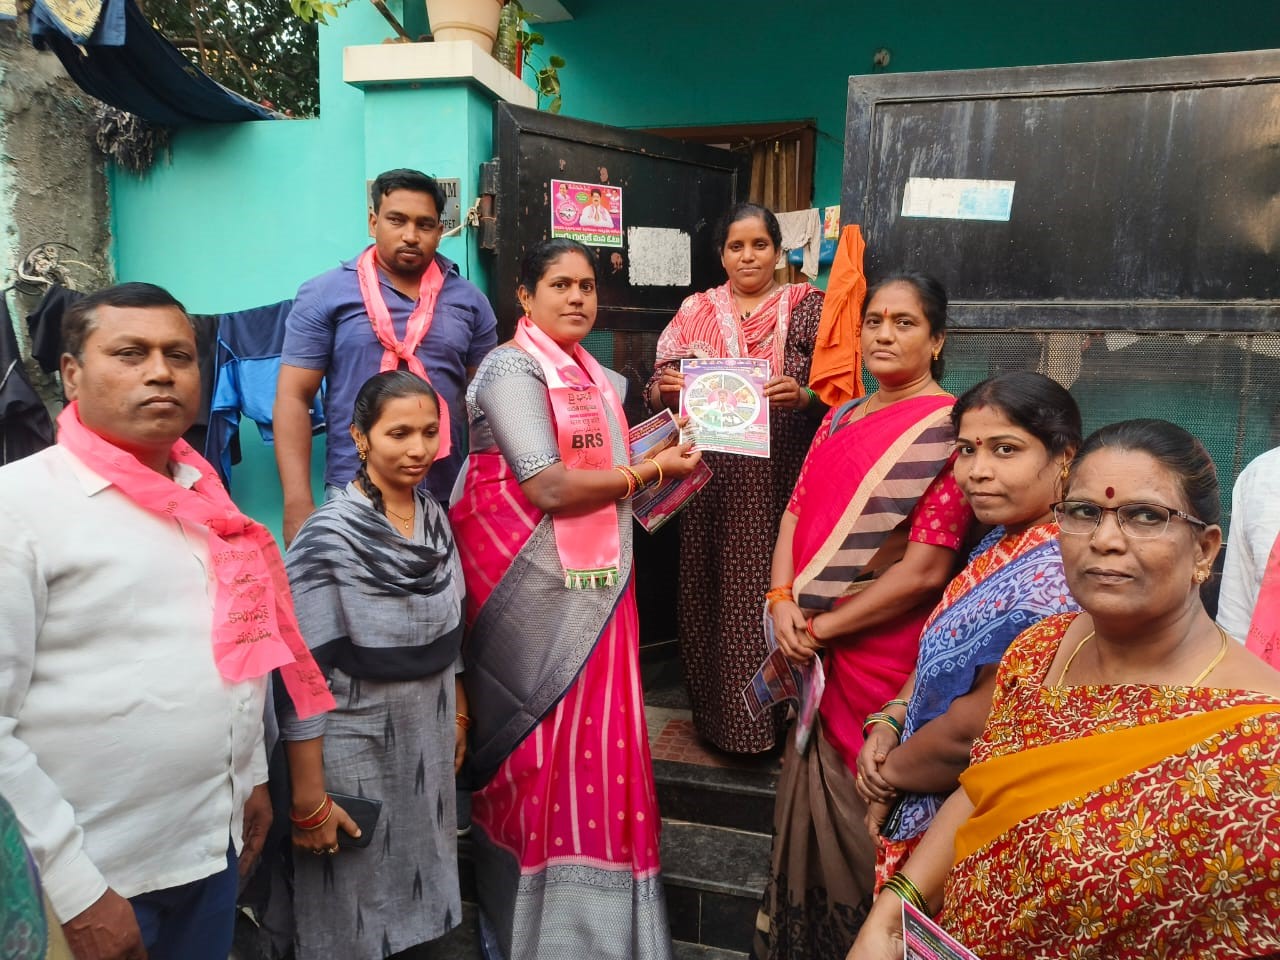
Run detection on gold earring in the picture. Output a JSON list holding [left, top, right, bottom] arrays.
[[358, 448, 368, 462], [1194, 569, 1209, 584], [1060, 464, 1070, 482], [931, 349, 941, 361]]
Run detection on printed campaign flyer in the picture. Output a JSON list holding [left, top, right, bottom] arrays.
[[903, 902, 979, 960], [627, 409, 713, 533], [741, 606, 825, 753], [679, 357, 771, 458], [550, 179, 623, 247]]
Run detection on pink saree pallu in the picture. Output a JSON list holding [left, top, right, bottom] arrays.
[[453, 449, 672, 959]]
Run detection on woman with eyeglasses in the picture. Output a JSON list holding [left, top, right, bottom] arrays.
[[849, 418, 1280, 960]]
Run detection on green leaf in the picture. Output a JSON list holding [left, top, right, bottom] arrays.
[[548, 96, 562, 114], [548, 55, 565, 68]]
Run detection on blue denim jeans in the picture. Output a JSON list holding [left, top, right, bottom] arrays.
[[129, 843, 237, 960]]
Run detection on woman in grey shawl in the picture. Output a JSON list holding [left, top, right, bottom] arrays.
[[279, 371, 467, 960]]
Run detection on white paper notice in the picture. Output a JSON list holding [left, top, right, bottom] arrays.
[[627, 226, 691, 286], [901, 178, 1016, 221]]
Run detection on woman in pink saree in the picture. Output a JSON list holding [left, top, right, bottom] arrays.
[[754, 273, 973, 960], [450, 239, 701, 960]]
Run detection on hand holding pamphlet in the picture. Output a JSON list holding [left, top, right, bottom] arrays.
[[741, 605, 825, 752], [627, 408, 713, 533], [902, 902, 979, 960]]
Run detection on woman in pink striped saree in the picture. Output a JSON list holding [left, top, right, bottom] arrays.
[[450, 239, 702, 960]]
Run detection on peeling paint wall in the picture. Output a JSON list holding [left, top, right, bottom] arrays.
[[0, 19, 112, 402]]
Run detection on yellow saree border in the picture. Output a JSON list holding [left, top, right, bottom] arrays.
[[793, 407, 952, 599], [954, 702, 1276, 863]]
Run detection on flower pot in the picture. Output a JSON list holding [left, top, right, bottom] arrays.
[[426, 0, 503, 54]]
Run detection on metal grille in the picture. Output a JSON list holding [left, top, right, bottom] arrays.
[[931, 330, 1280, 528]]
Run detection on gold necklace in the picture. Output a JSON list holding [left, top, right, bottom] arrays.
[[735, 281, 780, 319], [1054, 626, 1230, 687], [384, 504, 414, 531]]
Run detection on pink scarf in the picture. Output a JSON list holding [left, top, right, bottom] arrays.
[[513, 316, 628, 588], [56, 404, 335, 719], [356, 245, 451, 459], [1246, 534, 1280, 668]]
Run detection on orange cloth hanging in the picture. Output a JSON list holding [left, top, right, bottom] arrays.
[[808, 225, 867, 406]]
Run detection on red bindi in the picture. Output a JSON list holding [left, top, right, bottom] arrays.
[[1105, 486, 1115, 499], [975, 439, 983, 446]]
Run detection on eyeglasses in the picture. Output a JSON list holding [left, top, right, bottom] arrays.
[[1052, 500, 1208, 539]]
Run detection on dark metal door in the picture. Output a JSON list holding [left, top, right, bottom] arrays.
[[841, 49, 1280, 532], [486, 103, 752, 645]]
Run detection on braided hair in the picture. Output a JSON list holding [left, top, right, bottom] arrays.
[[350, 370, 441, 518]]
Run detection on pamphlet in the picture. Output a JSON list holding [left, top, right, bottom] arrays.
[[741, 606, 825, 753], [903, 901, 979, 960], [679, 357, 771, 458], [627, 408, 713, 533]]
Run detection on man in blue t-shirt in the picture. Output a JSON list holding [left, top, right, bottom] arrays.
[[274, 169, 497, 544]]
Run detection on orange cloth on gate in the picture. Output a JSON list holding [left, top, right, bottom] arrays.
[[807, 225, 867, 406]]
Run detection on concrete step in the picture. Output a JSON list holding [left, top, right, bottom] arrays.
[[653, 758, 777, 835], [673, 942, 749, 960], [661, 819, 771, 955]]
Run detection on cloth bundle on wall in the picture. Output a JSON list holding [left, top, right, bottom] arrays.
[[775, 208, 824, 280], [208, 300, 326, 490], [0, 297, 56, 465], [808, 224, 868, 407], [30, 0, 276, 124]]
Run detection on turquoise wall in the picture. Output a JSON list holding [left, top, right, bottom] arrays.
[[109, 2, 500, 534], [541, 0, 1280, 268], [107, 0, 1280, 535]]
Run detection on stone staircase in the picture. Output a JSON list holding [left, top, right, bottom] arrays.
[[418, 655, 780, 959]]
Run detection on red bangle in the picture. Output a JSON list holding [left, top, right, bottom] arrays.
[[805, 616, 819, 641], [289, 795, 334, 830]]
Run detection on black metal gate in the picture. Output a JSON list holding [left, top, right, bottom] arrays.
[[842, 49, 1280, 527], [485, 103, 752, 643]]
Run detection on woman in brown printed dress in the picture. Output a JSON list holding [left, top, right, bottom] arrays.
[[646, 203, 826, 753]]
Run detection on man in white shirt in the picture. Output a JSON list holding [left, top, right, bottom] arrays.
[[578, 188, 615, 228], [1219, 444, 1280, 638], [0, 284, 290, 960]]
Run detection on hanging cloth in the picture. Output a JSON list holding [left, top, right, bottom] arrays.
[[356, 245, 451, 459], [808, 225, 867, 407], [513, 316, 627, 588], [55, 403, 335, 718]]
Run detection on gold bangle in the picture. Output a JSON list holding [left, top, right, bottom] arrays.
[[861, 715, 902, 741], [882, 698, 910, 711], [643, 455, 664, 487], [613, 465, 636, 498], [621, 465, 645, 493], [291, 796, 329, 823], [456, 713, 471, 730]]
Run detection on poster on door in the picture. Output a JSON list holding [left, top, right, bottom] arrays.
[[551, 179, 623, 247]]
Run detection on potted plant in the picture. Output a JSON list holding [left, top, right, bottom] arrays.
[[495, 0, 565, 112], [292, 0, 503, 56]]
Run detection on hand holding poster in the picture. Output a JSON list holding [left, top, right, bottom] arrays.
[[679, 357, 771, 458]]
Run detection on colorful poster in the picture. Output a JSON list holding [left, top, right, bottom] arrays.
[[823, 205, 841, 239], [679, 357, 771, 458], [627, 409, 713, 533], [903, 902, 979, 960], [550, 179, 623, 247]]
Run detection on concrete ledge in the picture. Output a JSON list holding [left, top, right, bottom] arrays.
[[343, 40, 538, 108]]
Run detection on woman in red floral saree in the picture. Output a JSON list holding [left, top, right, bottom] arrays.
[[849, 419, 1280, 960]]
